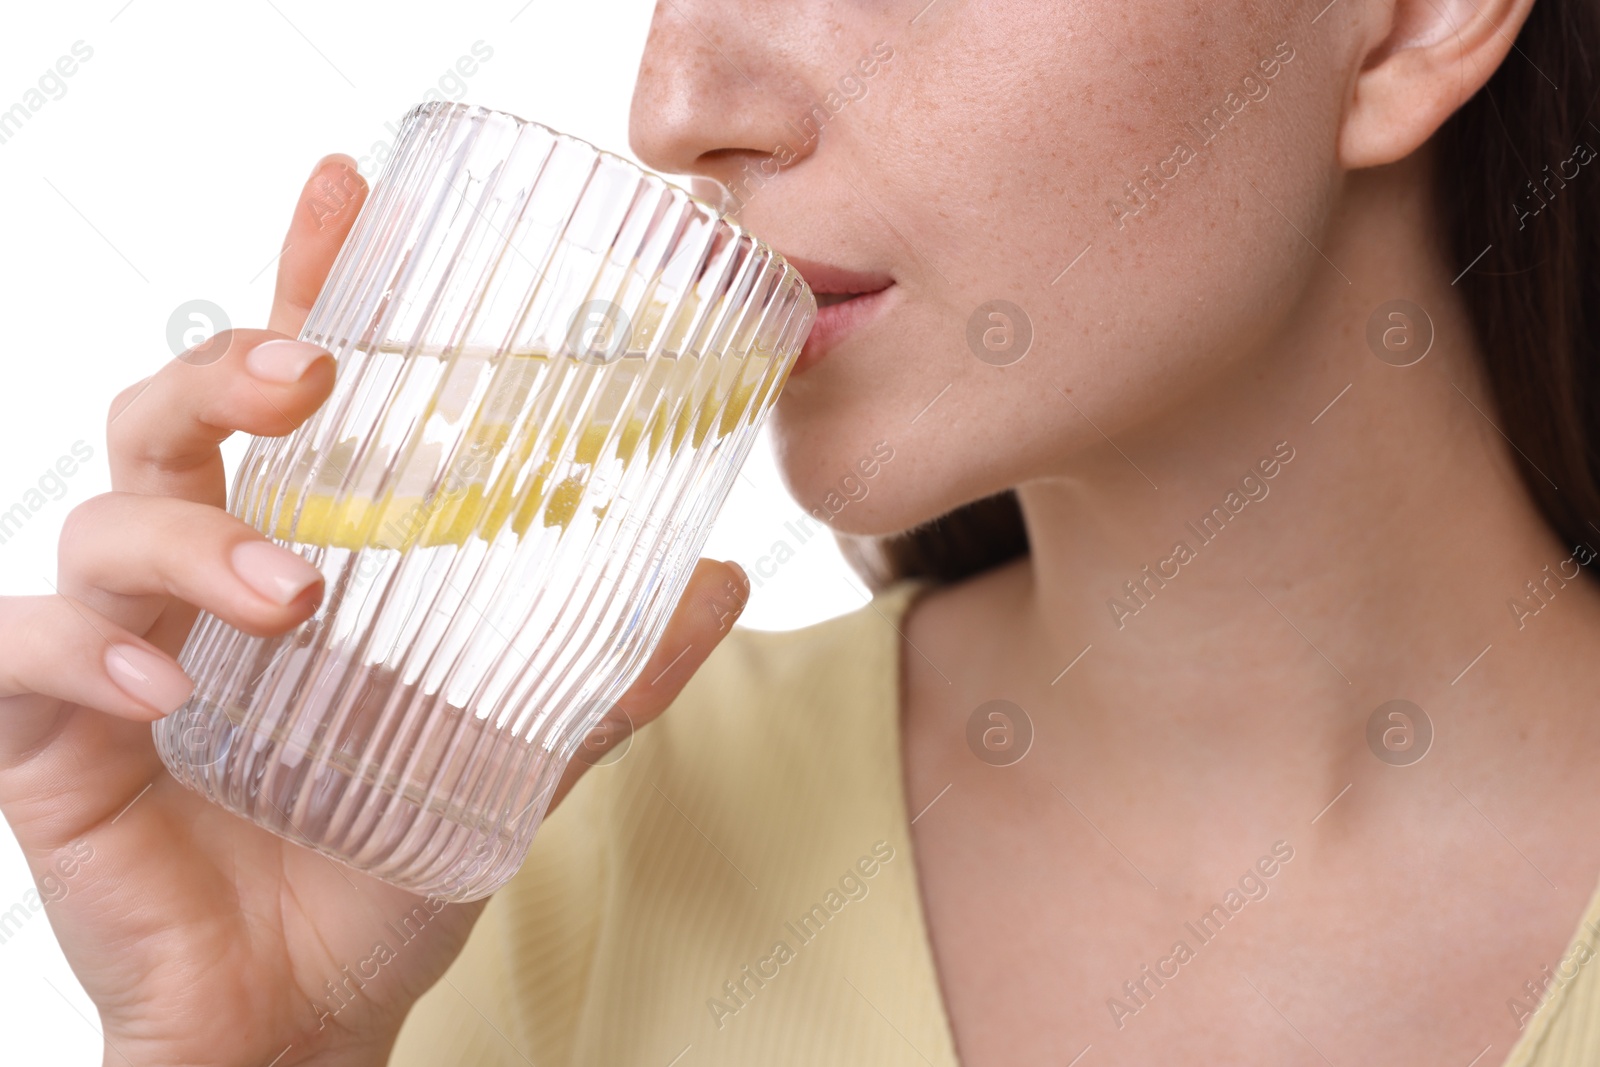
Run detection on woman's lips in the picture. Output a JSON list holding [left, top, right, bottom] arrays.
[[795, 286, 893, 373], [782, 255, 896, 374]]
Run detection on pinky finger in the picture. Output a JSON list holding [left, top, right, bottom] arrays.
[[0, 595, 195, 721]]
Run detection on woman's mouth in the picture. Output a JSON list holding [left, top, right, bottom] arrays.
[[782, 256, 896, 374]]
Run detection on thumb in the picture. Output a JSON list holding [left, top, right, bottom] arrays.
[[549, 557, 750, 808], [267, 152, 369, 338]]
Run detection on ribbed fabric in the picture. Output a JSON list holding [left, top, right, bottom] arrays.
[[1501, 873, 1600, 1065], [392, 577, 958, 1065], [390, 575, 1594, 1065]]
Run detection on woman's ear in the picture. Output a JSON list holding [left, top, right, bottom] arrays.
[[1339, 0, 1539, 169]]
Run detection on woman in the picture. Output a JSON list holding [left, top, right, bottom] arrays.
[[4, 0, 1599, 1062]]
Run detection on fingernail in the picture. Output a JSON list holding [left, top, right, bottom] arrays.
[[104, 643, 194, 714], [246, 339, 330, 384], [723, 560, 750, 604], [308, 152, 358, 180], [231, 540, 324, 606]]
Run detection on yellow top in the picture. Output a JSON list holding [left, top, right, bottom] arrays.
[[390, 576, 1600, 1066]]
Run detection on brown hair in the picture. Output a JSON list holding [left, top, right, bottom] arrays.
[[838, 0, 1600, 593]]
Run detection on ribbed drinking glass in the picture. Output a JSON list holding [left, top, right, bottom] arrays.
[[151, 100, 815, 901]]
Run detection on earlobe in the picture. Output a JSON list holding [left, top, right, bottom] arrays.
[[1338, 0, 1537, 169]]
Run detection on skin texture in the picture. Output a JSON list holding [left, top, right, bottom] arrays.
[[0, 158, 750, 1066], [630, 0, 1600, 1064]]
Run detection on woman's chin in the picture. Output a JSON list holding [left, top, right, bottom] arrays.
[[781, 480, 960, 541]]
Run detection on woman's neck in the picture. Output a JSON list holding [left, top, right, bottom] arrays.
[[1004, 148, 1600, 798]]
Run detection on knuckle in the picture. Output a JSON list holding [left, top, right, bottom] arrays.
[[59, 493, 213, 570], [106, 377, 152, 430], [145, 495, 206, 546], [57, 494, 114, 559], [184, 327, 241, 367]]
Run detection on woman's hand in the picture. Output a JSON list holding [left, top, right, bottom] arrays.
[[0, 153, 750, 1067]]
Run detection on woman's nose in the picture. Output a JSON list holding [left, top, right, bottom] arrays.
[[627, 0, 818, 195]]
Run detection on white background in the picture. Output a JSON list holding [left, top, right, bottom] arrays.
[[0, 1, 864, 1059]]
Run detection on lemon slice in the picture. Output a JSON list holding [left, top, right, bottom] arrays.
[[267, 362, 771, 550]]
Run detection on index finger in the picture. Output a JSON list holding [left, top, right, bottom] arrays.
[[267, 153, 369, 338]]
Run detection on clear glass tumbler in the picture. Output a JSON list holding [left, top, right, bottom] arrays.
[[152, 100, 815, 901]]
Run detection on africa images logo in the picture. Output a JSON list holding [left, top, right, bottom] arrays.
[[1105, 441, 1296, 628]]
